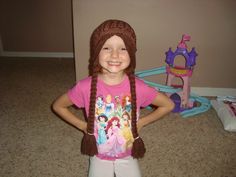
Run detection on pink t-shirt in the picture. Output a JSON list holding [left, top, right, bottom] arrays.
[[68, 75, 158, 160]]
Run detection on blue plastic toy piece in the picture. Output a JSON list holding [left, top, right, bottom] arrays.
[[135, 66, 211, 118]]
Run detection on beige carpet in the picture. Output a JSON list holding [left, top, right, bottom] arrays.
[[0, 57, 236, 177]]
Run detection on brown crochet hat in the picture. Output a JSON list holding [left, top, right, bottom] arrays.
[[89, 19, 137, 74]]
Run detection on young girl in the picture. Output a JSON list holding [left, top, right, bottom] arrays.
[[52, 19, 174, 177]]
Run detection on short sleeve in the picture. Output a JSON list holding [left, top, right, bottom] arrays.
[[136, 78, 158, 107], [67, 77, 91, 108], [67, 83, 85, 108]]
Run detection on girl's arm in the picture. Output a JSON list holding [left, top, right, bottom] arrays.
[[137, 92, 174, 132], [52, 93, 87, 133]]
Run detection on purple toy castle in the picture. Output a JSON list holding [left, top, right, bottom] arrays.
[[165, 35, 198, 112]]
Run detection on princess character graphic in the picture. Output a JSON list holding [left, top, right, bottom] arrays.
[[98, 117, 126, 157], [96, 95, 104, 116], [96, 114, 108, 145], [122, 95, 132, 113], [121, 112, 133, 149], [104, 94, 114, 118]]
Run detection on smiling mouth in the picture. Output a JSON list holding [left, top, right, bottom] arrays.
[[107, 61, 121, 66]]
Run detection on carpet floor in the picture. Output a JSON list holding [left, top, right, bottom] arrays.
[[0, 57, 235, 177]]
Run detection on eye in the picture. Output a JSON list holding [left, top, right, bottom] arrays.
[[121, 47, 127, 51], [102, 47, 109, 50]]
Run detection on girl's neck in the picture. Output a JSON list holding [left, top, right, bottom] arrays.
[[98, 72, 127, 86]]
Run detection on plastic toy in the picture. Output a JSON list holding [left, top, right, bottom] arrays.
[[165, 34, 197, 112], [136, 35, 211, 118]]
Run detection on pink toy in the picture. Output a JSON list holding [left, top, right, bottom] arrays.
[[178, 34, 191, 49], [165, 35, 198, 112]]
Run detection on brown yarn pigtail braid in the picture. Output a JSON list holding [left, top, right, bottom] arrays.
[[128, 73, 146, 158], [81, 73, 98, 156]]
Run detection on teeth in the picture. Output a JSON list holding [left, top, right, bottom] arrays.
[[108, 61, 121, 65]]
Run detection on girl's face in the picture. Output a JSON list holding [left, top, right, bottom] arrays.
[[98, 35, 130, 75]]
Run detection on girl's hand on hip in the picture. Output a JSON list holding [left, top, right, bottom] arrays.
[[80, 121, 88, 133], [137, 119, 145, 133]]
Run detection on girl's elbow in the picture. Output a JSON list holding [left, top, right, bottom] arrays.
[[52, 102, 57, 112], [52, 101, 60, 113]]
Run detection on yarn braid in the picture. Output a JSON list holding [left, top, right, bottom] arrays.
[[128, 73, 146, 158], [81, 73, 98, 156]]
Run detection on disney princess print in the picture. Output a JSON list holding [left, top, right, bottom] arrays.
[[94, 94, 135, 158]]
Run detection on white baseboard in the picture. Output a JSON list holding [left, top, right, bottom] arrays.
[[0, 51, 235, 97], [192, 87, 236, 97], [0, 51, 74, 58]]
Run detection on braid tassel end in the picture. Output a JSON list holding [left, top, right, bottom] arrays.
[[131, 136, 146, 158], [81, 133, 98, 156]]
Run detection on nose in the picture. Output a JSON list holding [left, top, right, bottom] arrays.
[[111, 49, 118, 58]]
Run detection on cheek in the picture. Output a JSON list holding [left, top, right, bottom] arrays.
[[98, 53, 104, 61], [120, 53, 130, 62], [125, 57, 131, 66], [98, 55, 106, 66]]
